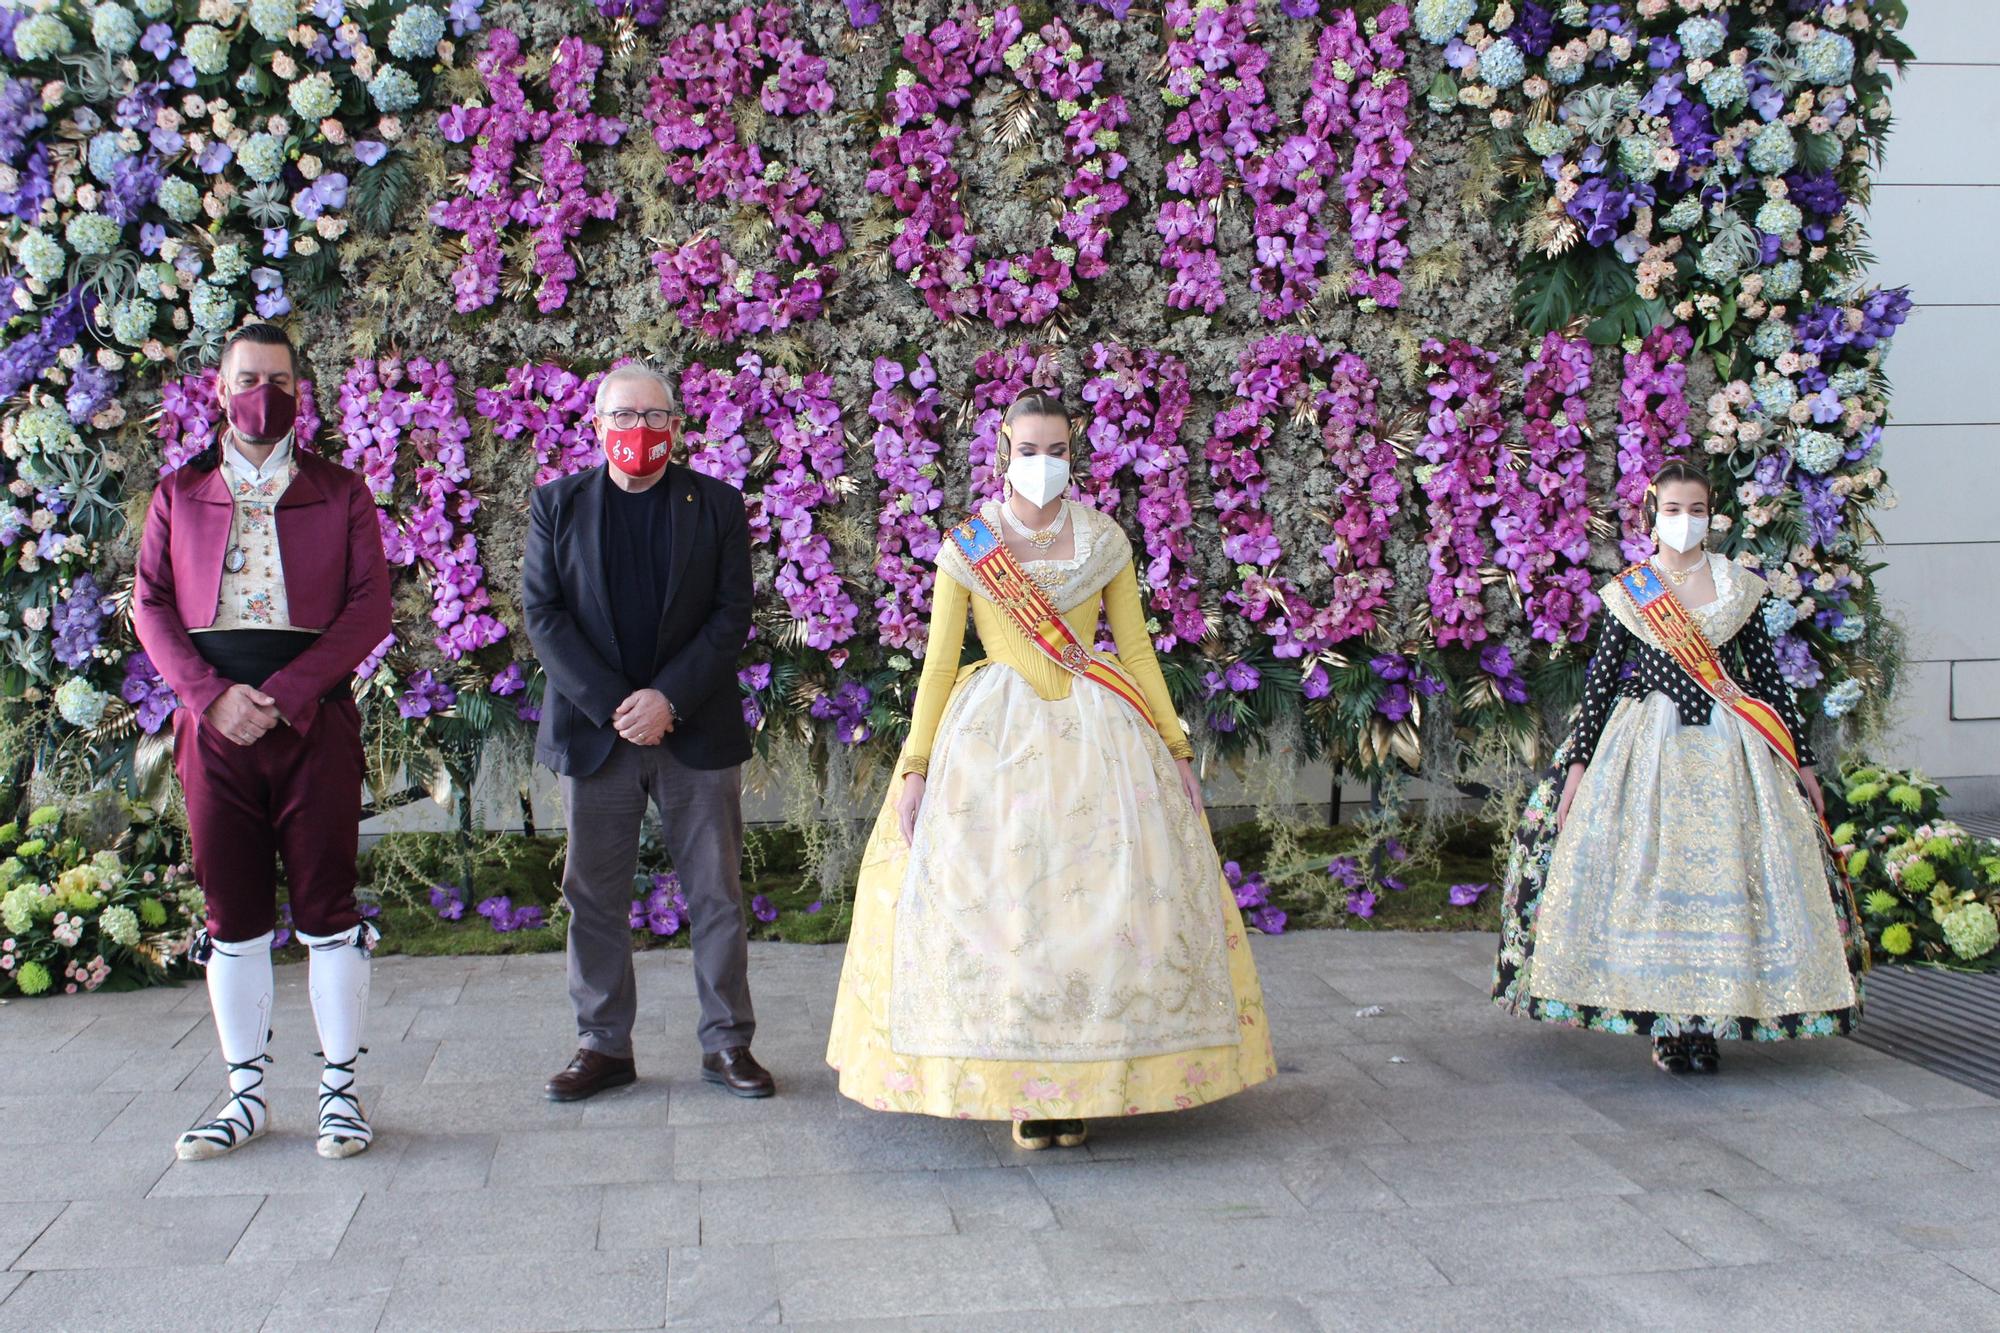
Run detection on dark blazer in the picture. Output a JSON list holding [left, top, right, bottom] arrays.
[[133, 448, 393, 737], [523, 463, 754, 778]]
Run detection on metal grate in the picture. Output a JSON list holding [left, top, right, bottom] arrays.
[[1849, 964, 2000, 1098]]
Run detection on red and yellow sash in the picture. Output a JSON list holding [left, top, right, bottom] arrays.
[[946, 515, 1156, 730], [1615, 563, 1800, 773]]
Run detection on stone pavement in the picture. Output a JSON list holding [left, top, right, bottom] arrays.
[[3, 932, 2000, 1331]]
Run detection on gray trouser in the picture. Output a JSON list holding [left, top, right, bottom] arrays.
[[560, 740, 754, 1058]]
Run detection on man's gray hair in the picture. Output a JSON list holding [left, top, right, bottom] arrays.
[[593, 363, 679, 415]]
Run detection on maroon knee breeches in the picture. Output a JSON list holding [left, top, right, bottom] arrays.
[[172, 695, 365, 943]]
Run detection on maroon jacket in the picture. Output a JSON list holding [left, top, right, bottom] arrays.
[[133, 449, 392, 737]]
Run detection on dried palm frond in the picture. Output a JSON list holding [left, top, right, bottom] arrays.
[[994, 85, 1042, 152]]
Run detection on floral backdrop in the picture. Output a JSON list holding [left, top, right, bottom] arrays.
[[0, 0, 1918, 987]]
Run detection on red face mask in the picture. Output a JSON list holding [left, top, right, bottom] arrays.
[[226, 382, 297, 443], [604, 425, 673, 478]]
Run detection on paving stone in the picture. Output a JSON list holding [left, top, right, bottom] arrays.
[[1577, 1252, 2000, 1330], [0, 1138, 169, 1202], [1796, 1169, 2000, 1253], [334, 1185, 602, 1260], [1355, 1081, 1624, 1141], [1355, 1134, 1640, 1208], [1275, 1148, 1405, 1212], [673, 1112, 999, 1181], [489, 1125, 667, 1188], [1716, 1182, 1920, 1259], [599, 1180, 701, 1249], [1623, 1188, 1819, 1266], [0, 1263, 292, 1331], [936, 1165, 1057, 1233], [16, 1196, 261, 1269], [95, 1090, 224, 1144], [260, 1257, 401, 1333], [1318, 965, 1490, 1006], [0, 1048, 137, 1095], [151, 1129, 412, 1197], [376, 1248, 669, 1332], [227, 1191, 362, 1263], [1944, 1249, 2000, 1295], [1031, 1227, 1178, 1309], [1130, 1214, 1448, 1301], [773, 1233, 1062, 1324], [1300, 1279, 1630, 1332], [386, 1132, 499, 1191], [1028, 1157, 1307, 1228], [1386, 1195, 1708, 1285], [667, 1243, 781, 1326], [699, 1170, 954, 1245], [58, 1010, 205, 1052], [0, 1091, 133, 1146], [1871, 1105, 2000, 1171], [1568, 1127, 1784, 1192], [1697, 1111, 1966, 1184], [0, 1202, 60, 1269], [92, 1044, 209, 1094], [0, 1270, 22, 1304], [372, 1078, 585, 1134]]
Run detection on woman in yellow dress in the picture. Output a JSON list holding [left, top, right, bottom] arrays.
[[826, 390, 1276, 1148]]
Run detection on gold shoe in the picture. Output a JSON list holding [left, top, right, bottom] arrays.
[[1011, 1119, 1054, 1150], [1053, 1119, 1089, 1149]]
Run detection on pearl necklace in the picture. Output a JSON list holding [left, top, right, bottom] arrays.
[[1000, 498, 1068, 550]]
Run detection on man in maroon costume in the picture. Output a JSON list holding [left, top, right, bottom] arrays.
[[134, 324, 392, 1161]]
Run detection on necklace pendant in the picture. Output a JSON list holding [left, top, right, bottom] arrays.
[[224, 546, 247, 574]]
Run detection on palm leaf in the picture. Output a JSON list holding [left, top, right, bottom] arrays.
[[351, 152, 417, 237]]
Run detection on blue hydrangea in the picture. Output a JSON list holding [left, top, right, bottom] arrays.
[[237, 133, 287, 184], [13, 13, 77, 61], [1753, 372, 1798, 416], [14, 404, 77, 454], [1763, 258, 1803, 301], [1617, 134, 1658, 179], [16, 231, 65, 283], [55, 678, 109, 728], [288, 70, 340, 120], [1748, 121, 1797, 175], [110, 297, 158, 345], [247, 0, 297, 41], [1697, 238, 1746, 284], [1700, 65, 1748, 109], [1676, 16, 1727, 62], [1799, 30, 1855, 86], [210, 243, 250, 285], [388, 4, 446, 59], [368, 66, 421, 113], [1792, 429, 1844, 475], [1755, 198, 1803, 238], [1546, 57, 1585, 86], [1413, 0, 1476, 44], [1821, 678, 1863, 719], [92, 3, 140, 54], [1748, 321, 1793, 360], [64, 212, 122, 257], [137, 0, 171, 15], [88, 132, 130, 184], [236, 70, 266, 97], [1659, 195, 1703, 233], [1829, 368, 1870, 398], [189, 282, 237, 331], [184, 23, 230, 75], [1761, 598, 1800, 638], [1830, 615, 1867, 644], [137, 262, 175, 299], [155, 175, 202, 223], [1522, 120, 1575, 156], [1477, 37, 1526, 90]]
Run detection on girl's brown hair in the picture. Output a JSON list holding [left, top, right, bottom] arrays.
[[1642, 458, 1714, 530], [996, 389, 1071, 469]]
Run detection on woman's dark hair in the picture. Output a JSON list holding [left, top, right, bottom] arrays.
[[191, 324, 298, 471], [997, 389, 1070, 467], [1642, 458, 1713, 529]]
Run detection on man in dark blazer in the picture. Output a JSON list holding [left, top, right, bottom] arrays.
[[523, 363, 771, 1100]]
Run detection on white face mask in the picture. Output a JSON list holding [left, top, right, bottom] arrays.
[[1006, 452, 1070, 508], [1654, 512, 1708, 554]]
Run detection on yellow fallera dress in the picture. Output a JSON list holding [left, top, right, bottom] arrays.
[[826, 502, 1276, 1120]]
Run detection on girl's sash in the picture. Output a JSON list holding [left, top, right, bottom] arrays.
[[945, 515, 1156, 730], [1613, 563, 1800, 772]]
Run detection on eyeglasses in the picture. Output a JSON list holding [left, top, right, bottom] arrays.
[[600, 409, 676, 430]]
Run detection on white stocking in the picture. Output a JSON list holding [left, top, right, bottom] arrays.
[[175, 931, 274, 1161], [300, 923, 376, 1159]]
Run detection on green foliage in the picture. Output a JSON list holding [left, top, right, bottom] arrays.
[[1826, 762, 2000, 970]]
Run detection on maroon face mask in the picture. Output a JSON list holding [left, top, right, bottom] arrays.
[[226, 382, 297, 443]]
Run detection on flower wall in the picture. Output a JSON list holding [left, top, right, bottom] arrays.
[[1, 0, 1913, 827]]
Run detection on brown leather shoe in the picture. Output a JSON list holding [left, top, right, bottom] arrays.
[[700, 1046, 775, 1099], [545, 1049, 637, 1102]]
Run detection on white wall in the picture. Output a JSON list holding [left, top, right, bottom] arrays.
[[1868, 1, 2000, 808]]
